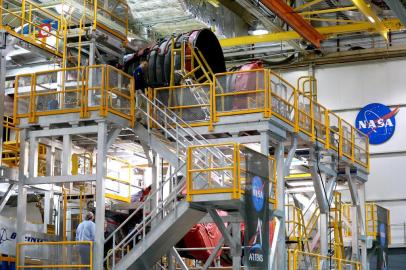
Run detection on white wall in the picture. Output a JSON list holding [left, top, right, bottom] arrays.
[[280, 58, 406, 245]]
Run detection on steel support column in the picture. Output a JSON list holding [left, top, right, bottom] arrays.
[[94, 121, 107, 269], [16, 129, 28, 263], [0, 35, 5, 167], [358, 183, 368, 270], [275, 143, 286, 270]]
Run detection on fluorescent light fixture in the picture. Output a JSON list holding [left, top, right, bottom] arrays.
[[55, 4, 72, 15], [252, 29, 269, 35], [367, 16, 375, 23], [208, 0, 220, 7], [249, 23, 269, 36]]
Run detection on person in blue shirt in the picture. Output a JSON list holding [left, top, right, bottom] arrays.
[[133, 60, 148, 92], [76, 212, 95, 266]]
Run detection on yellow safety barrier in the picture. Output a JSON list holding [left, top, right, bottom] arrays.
[[0, 0, 67, 57], [154, 69, 370, 171], [214, 69, 269, 119], [342, 202, 391, 244], [287, 249, 361, 270], [14, 65, 135, 126], [2, 116, 20, 166], [16, 241, 93, 269], [106, 155, 132, 203], [154, 83, 213, 127], [93, 0, 129, 40], [186, 143, 277, 206], [286, 204, 309, 251]]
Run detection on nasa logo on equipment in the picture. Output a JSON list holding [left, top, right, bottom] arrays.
[[252, 176, 265, 213], [248, 176, 265, 263], [355, 103, 399, 144]]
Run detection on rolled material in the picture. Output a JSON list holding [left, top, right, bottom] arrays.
[[125, 29, 226, 87]]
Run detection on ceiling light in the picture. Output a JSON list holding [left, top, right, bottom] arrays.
[[249, 23, 269, 36], [55, 4, 72, 15], [208, 0, 220, 8], [367, 16, 375, 23]]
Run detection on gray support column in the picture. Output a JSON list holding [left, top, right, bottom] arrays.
[[231, 222, 241, 269], [16, 129, 28, 263], [275, 143, 286, 270], [260, 131, 270, 155], [319, 213, 328, 257], [358, 183, 367, 270], [28, 136, 39, 178], [43, 191, 52, 233], [94, 121, 107, 269], [350, 206, 359, 260], [62, 134, 72, 176], [0, 40, 6, 166]]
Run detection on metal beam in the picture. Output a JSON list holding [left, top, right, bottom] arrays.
[[350, 0, 390, 39], [260, 0, 325, 47], [0, 32, 6, 167], [208, 208, 238, 251], [171, 247, 189, 270], [384, 0, 406, 28], [219, 19, 402, 47], [25, 174, 96, 185], [0, 184, 14, 213]]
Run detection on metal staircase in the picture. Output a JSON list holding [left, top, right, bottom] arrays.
[[104, 92, 231, 270]]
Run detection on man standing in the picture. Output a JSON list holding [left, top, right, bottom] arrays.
[[76, 212, 95, 267], [133, 60, 148, 93]]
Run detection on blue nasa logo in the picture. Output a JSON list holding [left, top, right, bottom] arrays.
[[252, 176, 265, 212], [355, 103, 399, 145]]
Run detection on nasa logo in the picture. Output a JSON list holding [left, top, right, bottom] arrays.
[[355, 103, 399, 145], [252, 176, 264, 212]]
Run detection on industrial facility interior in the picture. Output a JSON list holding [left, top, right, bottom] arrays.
[[0, 0, 405, 269]]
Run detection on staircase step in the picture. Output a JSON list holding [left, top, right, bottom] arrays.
[[115, 202, 206, 270]]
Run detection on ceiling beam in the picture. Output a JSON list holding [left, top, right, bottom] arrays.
[[350, 0, 390, 40], [383, 0, 406, 28], [260, 0, 325, 48], [219, 19, 403, 47]]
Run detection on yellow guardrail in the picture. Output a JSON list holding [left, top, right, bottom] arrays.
[[286, 204, 309, 251], [14, 65, 135, 126], [342, 202, 391, 244], [153, 83, 213, 128], [106, 155, 132, 203], [154, 69, 369, 171], [94, 0, 129, 40], [0, 0, 67, 57], [186, 143, 277, 207], [287, 249, 361, 270], [16, 241, 93, 269]]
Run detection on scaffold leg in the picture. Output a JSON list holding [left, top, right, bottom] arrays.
[[94, 121, 107, 269], [275, 143, 286, 270]]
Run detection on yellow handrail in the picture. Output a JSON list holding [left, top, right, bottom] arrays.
[[153, 68, 369, 171]]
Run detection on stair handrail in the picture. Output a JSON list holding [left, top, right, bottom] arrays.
[[104, 162, 185, 245], [148, 92, 233, 164], [104, 93, 233, 267], [103, 164, 185, 262], [105, 176, 187, 268]]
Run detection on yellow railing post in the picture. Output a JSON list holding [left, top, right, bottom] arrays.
[[351, 127, 355, 162], [325, 109, 330, 150], [232, 143, 239, 199], [294, 89, 299, 133], [186, 146, 192, 202]]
